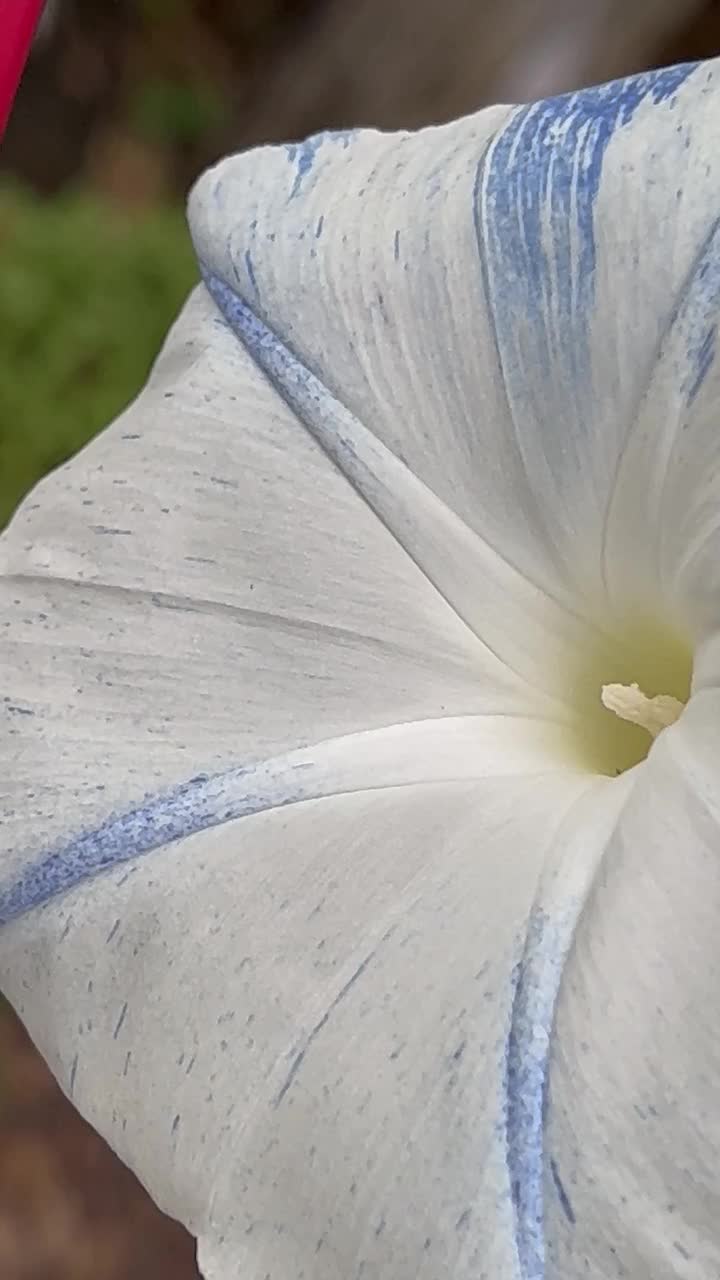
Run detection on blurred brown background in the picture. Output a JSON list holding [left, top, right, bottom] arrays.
[[4, 0, 720, 205], [1, 1, 720, 1277]]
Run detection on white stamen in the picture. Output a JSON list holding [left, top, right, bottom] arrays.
[[600, 681, 684, 740]]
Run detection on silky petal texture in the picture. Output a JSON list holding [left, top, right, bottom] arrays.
[[0, 770, 624, 1280], [189, 116, 603, 703], [0, 57, 719, 1280], [189, 59, 719, 637], [603, 220, 720, 643], [0, 284, 578, 914], [544, 696, 720, 1278]]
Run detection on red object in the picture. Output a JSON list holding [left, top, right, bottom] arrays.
[[0, 0, 44, 140]]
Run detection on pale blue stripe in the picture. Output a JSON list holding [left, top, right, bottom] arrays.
[[0, 755, 315, 925], [504, 905, 575, 1280], [478, 65, 699, 1280], [475, 64, 697, 421]]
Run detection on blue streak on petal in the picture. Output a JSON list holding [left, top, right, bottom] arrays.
[[504, 904, 576, 1280], [244, 248, 258, 294], [0, 757, 315, 925], [687, 323, 716, 404], [285, 129, 357, 199], [549, 1158, 575, 1226], [653, 214, 720, 407], [475, 63, 698, 413], [677, 216, 720, 404], [201, 268, 367, 479], [501, 775, 632, 1280]]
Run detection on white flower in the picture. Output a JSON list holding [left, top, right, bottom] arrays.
[[1, 58, 719, 1280]]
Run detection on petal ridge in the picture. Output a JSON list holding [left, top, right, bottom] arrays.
[[0, 714, 576, 925], [474, 63, 699, 593], [201, 270, 616, 698], [601, 212, 720, 612], [504, 774, 634, 1278]]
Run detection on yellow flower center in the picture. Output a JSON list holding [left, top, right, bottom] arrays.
[[566, 614, 692, 776]]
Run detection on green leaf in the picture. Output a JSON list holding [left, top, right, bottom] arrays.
[[0, 185, 197, 528]]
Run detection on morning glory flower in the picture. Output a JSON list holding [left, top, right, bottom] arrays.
[[1, 57, 719, 1280]]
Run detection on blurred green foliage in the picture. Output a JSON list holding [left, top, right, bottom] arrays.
[[0, 186, 197, 529], [129, 77, 227, 147]]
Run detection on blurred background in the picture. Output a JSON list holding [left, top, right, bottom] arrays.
[[1, 0, 719, 1275]]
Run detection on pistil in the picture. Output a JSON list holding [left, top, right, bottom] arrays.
[[601, 681, 684, 740]]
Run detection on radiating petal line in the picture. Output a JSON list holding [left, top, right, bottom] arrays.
[[200, 270, 555, 657], [0, 714, 575, 925], [597, 209, 717, 604], [654, 220, 720, 596], [200, 269, 621, 694], [504, 772, 635, 1279], [1, 569, 444, 663], [477, 65, 697, 398], [474, 65, 698, 593]]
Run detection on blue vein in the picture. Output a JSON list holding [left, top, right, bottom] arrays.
[[0, 753, 317, 924]]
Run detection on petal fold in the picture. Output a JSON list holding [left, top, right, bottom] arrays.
[[545, 696, 720, 1276], [190, 60, 720, 625], [1, 286, 552, 906], [0, 770, 608, 1278]]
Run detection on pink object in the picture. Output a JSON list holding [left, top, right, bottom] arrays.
[[0, 0, 44, 140]]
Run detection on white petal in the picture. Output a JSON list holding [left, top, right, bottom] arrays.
[[545, 692, 720, 1276], [189, 118, 521, 572], [0, 769, 622, 1278], [2, 61, 715, 1280], [1, 284, 575, 914], [185, 62, 717, 691], [602, 210, 720, 643], [478, 60, 719, 607], [189, 114, 626, 698], [189, 61, 719, 638]]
